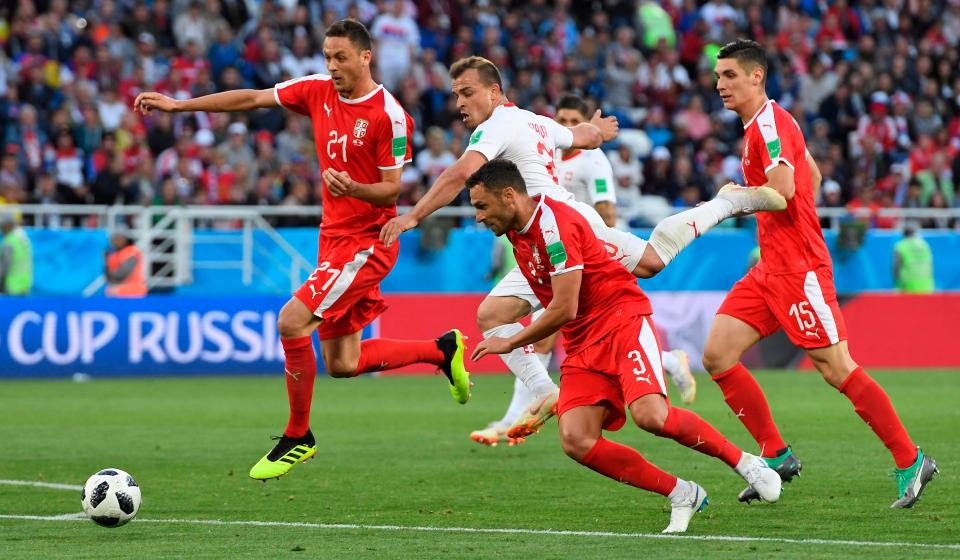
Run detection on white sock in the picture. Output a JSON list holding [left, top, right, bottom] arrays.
[[483, 323, 558, 397], [648, 199, 734, 265], [660, 350, 680, 376], [667, 478, 693, 501], [733, 452, 753, 476], [500, 376, 537, 425], [537, 352, 552, 371]]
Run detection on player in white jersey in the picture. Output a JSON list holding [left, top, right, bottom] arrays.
[[555, 95, 618, 229], [470, 94, 698, 446], [380, 57, 786, 445]]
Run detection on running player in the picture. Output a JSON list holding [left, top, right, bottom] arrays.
[[134, 19, 470, 481], [381, 57, 777, 442], [702, 39, 937, 507], [468, 159, 781, 533], [469, 94, 696, 447]]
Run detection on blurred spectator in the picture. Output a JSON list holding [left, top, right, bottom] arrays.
[[371, 0, 420, 91], [0, 213, 33, 296], [105, 232, 146, 297], [415, 127, 456, 188], [893, 222, 935, 294]]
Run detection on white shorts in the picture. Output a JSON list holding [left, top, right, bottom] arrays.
[[488, 199, 648, 310]]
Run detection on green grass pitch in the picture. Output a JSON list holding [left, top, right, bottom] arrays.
[[1, 370, 957, 559]]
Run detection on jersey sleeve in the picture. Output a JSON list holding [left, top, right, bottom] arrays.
[[540, 205, 584, 277], [273, 74, 331, 117], [543, 117, 575, 150], [755, 106, 801, 175], [377, 95, 414, 170], [585, 151, 616, 204], [464, 119, 507, 162]]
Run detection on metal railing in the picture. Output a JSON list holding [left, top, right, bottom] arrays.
[[5, 203, 959, 230], [3, 202, 955, 293]]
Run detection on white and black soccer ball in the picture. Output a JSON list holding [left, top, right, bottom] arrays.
[[81, 468, 141, 527]]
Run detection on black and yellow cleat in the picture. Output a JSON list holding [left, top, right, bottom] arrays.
[[437, 329, 471, 404], [249, 430, 317, 481]]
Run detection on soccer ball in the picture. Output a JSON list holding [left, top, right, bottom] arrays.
[[81, 468, 141, 527]]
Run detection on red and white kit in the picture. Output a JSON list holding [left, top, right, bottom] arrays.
[[718, 100, 846, 348], [274, 74, 413, 339], [507, 195, 665, 431]]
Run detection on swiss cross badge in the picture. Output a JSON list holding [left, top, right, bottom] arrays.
[[353, 118, 369, 138]]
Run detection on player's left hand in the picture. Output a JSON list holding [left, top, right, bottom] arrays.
[[471, 336, 514, 361], [323, 169, 355, 197], [590, 109, 619, 142], [380, 214, 418, 247]]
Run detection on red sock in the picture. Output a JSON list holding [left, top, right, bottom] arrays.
[[282, 335, 317, 438], [839, 367, 917, 468], [658, 407, 743, 468], [712, 362, 787, 458], [580, 437, 678, 497], [353, 338, 445, 376]]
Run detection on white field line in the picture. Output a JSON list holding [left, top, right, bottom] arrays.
[[0, 513, 957, 551], [0, 479, 83, 491]]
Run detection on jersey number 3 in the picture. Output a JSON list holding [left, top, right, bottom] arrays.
[[536, 141, 559, 184]]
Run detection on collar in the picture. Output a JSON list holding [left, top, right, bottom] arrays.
[[518, 195, 544, 235], [743, 99, 774, 129]]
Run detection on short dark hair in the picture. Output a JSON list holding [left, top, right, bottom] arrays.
[[556, 94, 589, 117], [325, 19, 372, 52], [449, 56, 503, 88], [717, 39, 768, 83], [465, 159, 526, 195]]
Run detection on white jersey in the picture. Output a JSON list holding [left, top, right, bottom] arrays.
[[465, 103, 575, 202], [557, 148, 617, 206]]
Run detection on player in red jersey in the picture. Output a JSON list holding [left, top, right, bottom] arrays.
[[704, 40, 937, 507], [468, 159, 782, 533], [134, 20, 471, 481]]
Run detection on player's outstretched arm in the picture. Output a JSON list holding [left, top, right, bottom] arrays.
[[133, 89, 278, 115], [380, 150, 488, 246], [472, 270, 581, 361]]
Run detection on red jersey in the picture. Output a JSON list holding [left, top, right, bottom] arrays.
[[742, 100, 832, 274], [507, 195, 652, 355], [274, 74, 413, 238]]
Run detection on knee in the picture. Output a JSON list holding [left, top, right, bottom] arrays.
[[701, 346, 733, 376], [559, 427, 597, 463], [277, 314, 300, 339], [630, 402, 669, 434], [476, 300, 518, 333], [277, 303, 311, 339], [813, 360, 851, 389], [325, 356, 358, 379]]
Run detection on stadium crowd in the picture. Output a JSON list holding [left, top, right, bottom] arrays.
[[0, 0, 959, 229]]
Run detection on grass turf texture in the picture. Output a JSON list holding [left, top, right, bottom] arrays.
[[1, 370, 957, 559]]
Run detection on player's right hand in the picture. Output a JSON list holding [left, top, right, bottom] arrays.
[[380, 214, 418, 247], [133, 92, 179, 116], [590, 109, 619, 142]]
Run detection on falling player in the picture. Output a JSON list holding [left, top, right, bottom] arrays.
[[381, 57, 778, 443], [134, 19, 471, 481], [469, 94, 697, 447], [702, 39, 937, 507], [468, 159, 781, 533]]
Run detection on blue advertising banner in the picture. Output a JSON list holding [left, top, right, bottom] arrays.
[[0, 296, 376, 378]]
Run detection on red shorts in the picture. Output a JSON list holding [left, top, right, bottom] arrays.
[[717, 265, 847, 349], [294, 235, 398, 340], [557, 314, 668, 432]]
